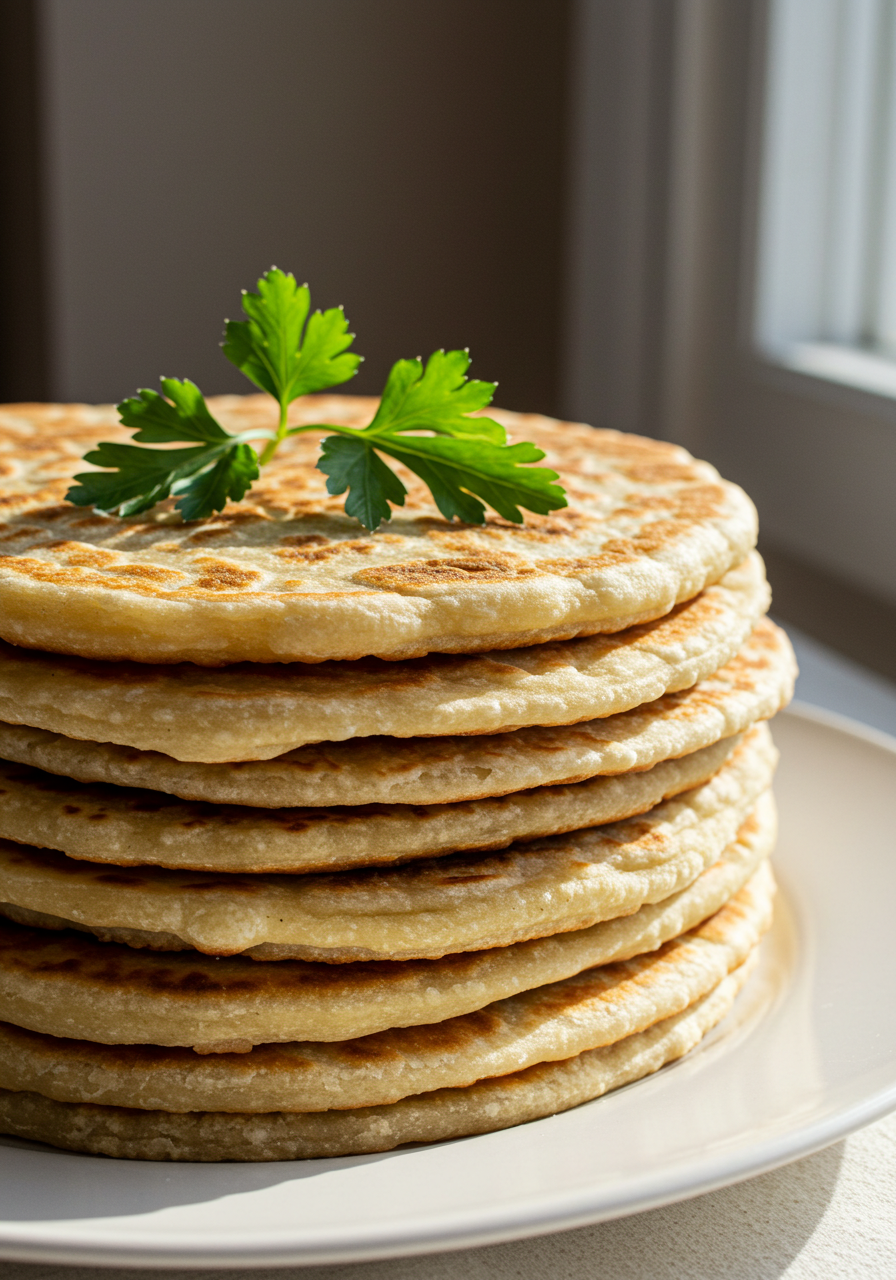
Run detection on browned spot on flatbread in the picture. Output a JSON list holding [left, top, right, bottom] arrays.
[[673, 484, 726, 520], [0, 526, 44, 542], [186, 528, 231, 543], [278, 533, 328, 547], [354, 555, 543, 590], [107, 564, 187, 582], [43, 542, 120, 569], [275, 539, 375, 563], [191, 560, 261, 591], [620, 462, 701, 484], [31, 506, 73, 522]]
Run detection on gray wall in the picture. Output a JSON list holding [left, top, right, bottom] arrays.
[[39, 0, 569, 411]]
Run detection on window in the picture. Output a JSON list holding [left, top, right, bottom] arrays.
[[757, 0, 896, 397]]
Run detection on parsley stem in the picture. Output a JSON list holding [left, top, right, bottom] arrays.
[[282, 422, 363, 442], [257, 400, 290, 466]]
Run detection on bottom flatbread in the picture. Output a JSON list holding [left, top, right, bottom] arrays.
[[0, 951, 757, 1161]]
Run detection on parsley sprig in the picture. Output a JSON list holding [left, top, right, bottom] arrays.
[[66, 268, 567, 531]]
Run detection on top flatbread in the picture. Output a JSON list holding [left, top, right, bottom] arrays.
[[0, 395, 757, 664], [0, 554, 769, 762]]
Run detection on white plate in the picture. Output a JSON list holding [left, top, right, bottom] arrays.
[[0, 703, 894, 1269]]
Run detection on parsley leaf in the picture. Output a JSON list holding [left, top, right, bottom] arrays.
[[315, 349, 566, 529], [366, 349, 505, 442], [67, 270, 363, 519], [116, 377, 231, 444], [318, 435, 408, 531], [222, 267, 361, 460], [172, 445, 259, 522], [66, 378, 263, 519]]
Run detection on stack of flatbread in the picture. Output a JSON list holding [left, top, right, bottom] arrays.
[[0, 395, 793, 1161]]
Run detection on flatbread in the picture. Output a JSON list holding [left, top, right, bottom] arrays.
[[0, 396, 757, 664], [0, 617, 795, 807], [0, 792, 775, 1048], [0, 554, 769, 762], [0, 864, 772, 1113], [0, 800, 772, 1048], [0, 954, 757, 1160], [0, 726, 775, 961], [0, 734, 740, 875]]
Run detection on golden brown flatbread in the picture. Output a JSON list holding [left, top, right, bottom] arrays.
[[0, 734, 739, 874], [0, 727, 775, 961], [0, 862, 772, 1113], [0, 954, 758, 1160], [0, 793, 775, 1047], [0, 396, 757, 663], [0, 555, 769, 761], [0, 617, 795, 806]]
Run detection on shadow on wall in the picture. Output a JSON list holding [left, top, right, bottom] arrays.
[[0, 0, 571, 413]]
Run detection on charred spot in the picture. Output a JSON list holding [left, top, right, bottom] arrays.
[[183, 879, 259, 894], [438, 872, 504, 885]]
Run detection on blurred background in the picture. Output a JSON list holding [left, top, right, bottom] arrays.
[[1, 0, 895, 681]]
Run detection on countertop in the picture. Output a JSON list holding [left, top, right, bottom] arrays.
[[3, 621, 896, 1280]]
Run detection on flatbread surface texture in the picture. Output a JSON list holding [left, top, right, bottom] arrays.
[[0, 862, 772, 1112], [0, 553, 769, 761], [0, 616, 795, 806], [0, 733, 739, 874], [0, 956, 757, 1160], [0, 395, 757, 664], [0, 793, 775, 1045], [0, 725, 775, 961]]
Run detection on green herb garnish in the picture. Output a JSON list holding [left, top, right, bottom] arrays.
[[66, 268, 567, 531]]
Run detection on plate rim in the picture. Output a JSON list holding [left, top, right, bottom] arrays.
[[0, 700, 894, 1269]]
